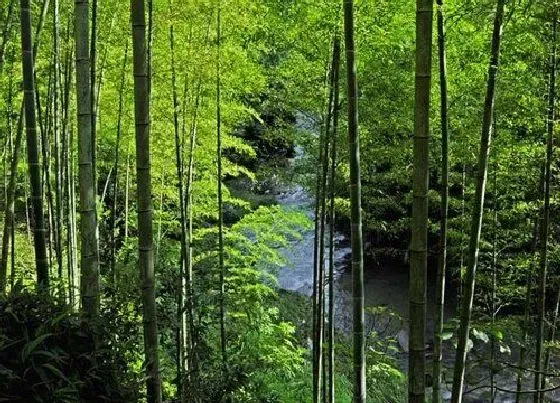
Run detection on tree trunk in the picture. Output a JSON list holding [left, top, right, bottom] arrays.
[[0, 113, 22, 294], [216, 2, 227, 372], [312, 98, 324, 403], [52, 0, 64, 292], [432, 0, 448, 401], [516, 244, 535, 403], [409, 0, 434, 401], [131, 0, 162, 400], [62, 40, 77, 308], [458, 162, 466, 314], [90, 0, 97, 189], [9, 205, 15, 288], [69, 124, 78, 307], [343, 1, 365, 400], [1, 48, 17, 290], [315, 41, 336, 403], [3, 123, 8, 215], [169, 1, 187, 396], [39, 65, 55, 278], [20, 0, 49, 289], [451, 1, 505, 401], [490, 163, 498, 403], [185, 74, 202, 396], [0, 0, 50, 293], [147, 0, 153, 99], [155, 168, 164, 264], [542, 286, 560, 400], [327, 36, 341, 403], [110, 41, 128, 283], [75, 0, 100, 319], [124, 149, 130, 241], [0, 0, 16, 76], [4, 55, 15, 289], [534, 14, 556, 403]]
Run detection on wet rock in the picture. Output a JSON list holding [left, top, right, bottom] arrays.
[[397, 329, 409, 353]]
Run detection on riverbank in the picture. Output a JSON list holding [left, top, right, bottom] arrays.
[[226, 133, 560, 402]]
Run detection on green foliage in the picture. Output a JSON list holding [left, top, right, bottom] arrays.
[[112, 204, 313, 401], [0, 287, 136, 402], [367, 362, 406, 403], [194, 206, 312, 401], [1, 0, 558, 400]]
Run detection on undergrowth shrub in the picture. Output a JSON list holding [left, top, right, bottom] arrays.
[[0, 286, 136, 402]]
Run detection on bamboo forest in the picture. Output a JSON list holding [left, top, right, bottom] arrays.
[[1, 0, 560, 402]]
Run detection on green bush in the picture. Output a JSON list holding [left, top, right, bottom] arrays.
[[0, 286, 136, 402]]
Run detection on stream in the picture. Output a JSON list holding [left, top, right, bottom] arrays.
[[271, 138, 558, 402]]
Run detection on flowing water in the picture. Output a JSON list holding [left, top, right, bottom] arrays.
[[272, 141, 558, 402]]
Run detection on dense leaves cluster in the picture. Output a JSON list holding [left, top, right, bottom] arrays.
[[0, 0, 559, 401], [0, 287, 136, 402]]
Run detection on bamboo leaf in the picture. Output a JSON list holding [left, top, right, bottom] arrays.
[[22, 333, 53, 362]]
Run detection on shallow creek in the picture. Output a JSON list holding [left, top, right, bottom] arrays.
[[272, 145, 557, 402]]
